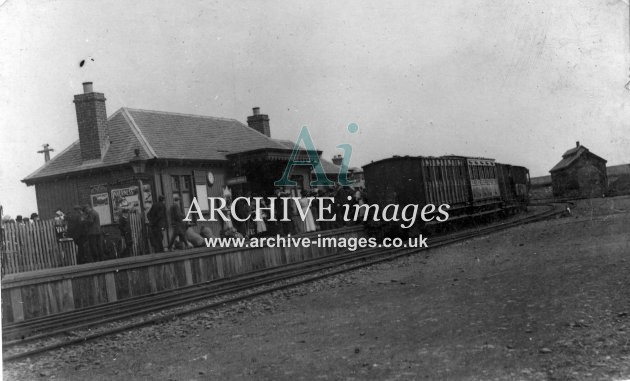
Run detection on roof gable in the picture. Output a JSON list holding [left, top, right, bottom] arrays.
[[23, 107, 293, 183], [550, 145, 606, 173], [23, 110, 147, 183], [272, 139, 339, 175]]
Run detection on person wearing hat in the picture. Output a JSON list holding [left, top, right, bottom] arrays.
[[53, 208, 67, 240], [117, 208, 133, 257], [67, 205, 90, 263], [147, 195, 167, 252], [83, 204, 103, 262], [168, 194, 188, 250]]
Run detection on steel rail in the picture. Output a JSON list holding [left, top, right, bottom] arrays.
[[3, 205, 562, 362]]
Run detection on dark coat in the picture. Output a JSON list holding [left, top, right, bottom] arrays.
[[118, 214, 133, 242], [66, 211, 87, 242], [85, 208, 101, 235], [147, 201, 167, 228], [170, 203, 187, 235]]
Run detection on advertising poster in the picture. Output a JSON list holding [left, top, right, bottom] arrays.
[[111, 184, 153, 223], [90, 192, 112, 225]]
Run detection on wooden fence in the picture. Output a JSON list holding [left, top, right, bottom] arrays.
[[128, 212, 149, 257], [0, 214, 154, 276], [1, 220, 77, 276], [1, 213, 326, 276]]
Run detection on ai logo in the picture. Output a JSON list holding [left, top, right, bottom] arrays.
[[274, 123, 359, 187]]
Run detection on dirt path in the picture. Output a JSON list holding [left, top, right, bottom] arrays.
[[5, 196, 630, 380]]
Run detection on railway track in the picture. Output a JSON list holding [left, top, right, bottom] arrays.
[[2, 204, 564, 362]]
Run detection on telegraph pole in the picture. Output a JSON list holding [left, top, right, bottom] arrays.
[[37, 144, 54, 163]]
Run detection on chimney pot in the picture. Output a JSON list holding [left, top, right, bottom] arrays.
[[83, 82, 94, 93], [576, 141, 580, 147], [247, 107, 270, 137], [74, 83, 108, 161]]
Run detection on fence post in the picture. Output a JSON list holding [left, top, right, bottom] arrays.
[[0, 219, 80, 276]]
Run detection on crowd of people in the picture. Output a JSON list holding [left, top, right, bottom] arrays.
[[1, 212, 41, 225], [213, 186, 368, 240], [53, 205, 107, 264], [145, 185, 369, 249], [1, 185, 368, 264]]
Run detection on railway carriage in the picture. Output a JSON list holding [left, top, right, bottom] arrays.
[[362, 155, 530, 237], [496, 164, 530, 212]]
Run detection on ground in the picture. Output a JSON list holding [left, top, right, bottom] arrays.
[[4, 196, 630, 380]]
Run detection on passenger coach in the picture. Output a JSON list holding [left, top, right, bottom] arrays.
[[362, 155, 530, 237]]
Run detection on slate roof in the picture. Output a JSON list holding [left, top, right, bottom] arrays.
[[318, 158, 342, 175], [607, 164, 630, 176], [549, 145, 606, 173], [530, 175, 551, 186], [560, 145, 581, 158], [23, 107, 290, 184], [273, 139, 341, 175]]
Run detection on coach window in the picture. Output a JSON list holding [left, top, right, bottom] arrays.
[[172, 174, 193, 209]]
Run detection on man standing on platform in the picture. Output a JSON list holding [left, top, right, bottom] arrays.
[[147, 195, 167, 252], [117, 208, 134, 257], [168, 194, 188, 250], [83, 205, 104, 261], [67, 205, 90, 264]]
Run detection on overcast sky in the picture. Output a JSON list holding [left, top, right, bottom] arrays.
[[1, 0, 629, 217]]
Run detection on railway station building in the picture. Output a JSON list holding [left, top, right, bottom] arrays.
[[549, 141, 607, 199], [22, 82, 331, 232]]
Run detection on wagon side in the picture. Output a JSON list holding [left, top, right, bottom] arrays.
[[465, 157, 502, 214], [420, 156, 470, 217]]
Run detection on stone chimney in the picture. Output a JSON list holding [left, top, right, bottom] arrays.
[[247, 107, 270, 137], [74, 82, 108, 161], [576, 141, 580, 147], [332, 154, 343, 166]]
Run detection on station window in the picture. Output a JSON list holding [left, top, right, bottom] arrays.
[[172, 175, 193, 209]]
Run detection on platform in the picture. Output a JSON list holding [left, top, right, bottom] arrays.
[[1, 226, 364, 324]]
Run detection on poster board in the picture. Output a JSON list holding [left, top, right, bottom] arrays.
[[111, 184, 153, 223], [91, 192, 112, 225]]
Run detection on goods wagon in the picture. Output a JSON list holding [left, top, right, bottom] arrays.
[[496, 163, 530, 211], [363, 155, 529, 237]]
